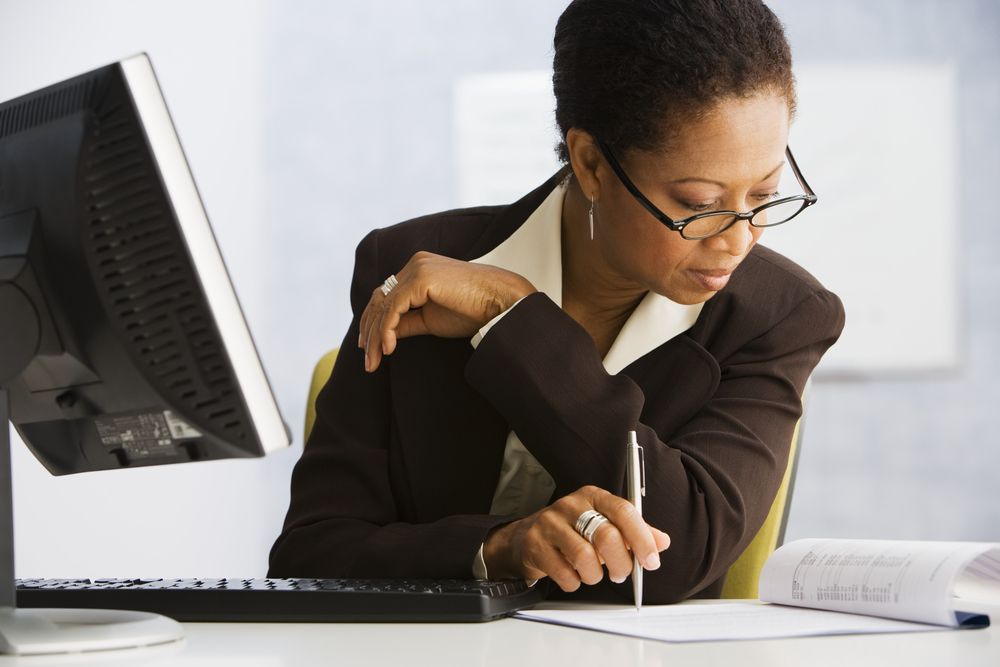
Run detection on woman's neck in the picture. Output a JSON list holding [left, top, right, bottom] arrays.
[[560, 178, 646, 355]]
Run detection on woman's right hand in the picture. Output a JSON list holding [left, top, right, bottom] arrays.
[[482, 485, 671, 592], [358, 251, 536, 373]]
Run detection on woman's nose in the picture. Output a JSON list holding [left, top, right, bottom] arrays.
[[705, 218, 755, 256]]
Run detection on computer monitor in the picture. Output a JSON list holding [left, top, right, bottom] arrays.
[[0, 54, 290, 654]]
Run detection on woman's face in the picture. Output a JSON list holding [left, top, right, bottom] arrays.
[[591, 93, 791, 305]]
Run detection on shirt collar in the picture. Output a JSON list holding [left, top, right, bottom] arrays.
[[472, 177, 703, 375]]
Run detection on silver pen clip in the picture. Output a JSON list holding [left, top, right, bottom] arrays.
[[637, 444, 645, 497]]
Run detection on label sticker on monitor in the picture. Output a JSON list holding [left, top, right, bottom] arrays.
[[94, 409, 202, 459], [95, 412, 177, 459]]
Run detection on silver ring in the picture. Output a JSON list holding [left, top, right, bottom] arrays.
[[379, 274, 399, 297], [574, 509, 601, 535], [582, 515, 608, 543], [574, 510, 608, 544]]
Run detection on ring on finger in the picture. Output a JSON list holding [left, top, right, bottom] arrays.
[[582, 515, 608, 543], [574, 509, 601, 534], [574, 509, 609, 544], [380, 274, 399, 296]]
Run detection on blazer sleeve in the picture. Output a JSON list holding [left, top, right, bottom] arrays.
[[267, 230, 514, 579], [463, 289, 845, 604]]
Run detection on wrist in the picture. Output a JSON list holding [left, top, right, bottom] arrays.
[[492, 273, 535, 314], [509, 277, 537, 306], [483, 521, 518, 579]]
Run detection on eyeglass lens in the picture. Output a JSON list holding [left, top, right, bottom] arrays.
[[681, 198, 807, 239]]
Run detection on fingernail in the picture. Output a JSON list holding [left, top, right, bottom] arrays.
[[364, 353, 370, 372], [611, 576, 626, 584], [645, 553, 661, 570]]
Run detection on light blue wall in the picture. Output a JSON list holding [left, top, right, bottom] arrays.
[[768, 0, 1000, 541]]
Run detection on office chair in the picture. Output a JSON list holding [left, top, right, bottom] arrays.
[[304, 348, 804, 600]]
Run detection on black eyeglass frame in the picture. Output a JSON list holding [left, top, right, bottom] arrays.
[[597, 141, 818, 240]]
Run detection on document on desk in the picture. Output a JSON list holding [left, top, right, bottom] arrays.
[[759, 538, 998, 627], [517, 538, 998, 643], [516, 601, 946, 643]]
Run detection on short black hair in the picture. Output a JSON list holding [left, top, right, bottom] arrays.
[[552, 0, 795, 163]]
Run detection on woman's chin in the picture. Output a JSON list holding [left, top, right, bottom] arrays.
[[654, 282, 719, 306]]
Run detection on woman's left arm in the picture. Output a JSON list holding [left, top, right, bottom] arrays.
[[464, 289, 845, 604]]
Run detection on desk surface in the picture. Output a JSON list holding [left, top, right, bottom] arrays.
[[0, 600, 996, 666]]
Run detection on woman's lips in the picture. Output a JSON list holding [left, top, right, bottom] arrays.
[[687, 269, 733, 291]]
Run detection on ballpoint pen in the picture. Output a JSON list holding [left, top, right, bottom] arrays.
[[626, 430, 645, 613]]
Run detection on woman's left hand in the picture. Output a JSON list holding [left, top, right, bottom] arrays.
[[358, 251, 536, 372], [482, 485, 671, 591]]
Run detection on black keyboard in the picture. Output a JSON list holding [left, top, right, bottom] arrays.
[[15, 577, 545, 623]]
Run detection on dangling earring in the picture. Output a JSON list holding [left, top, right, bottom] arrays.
[[588, 195, 596, 241]]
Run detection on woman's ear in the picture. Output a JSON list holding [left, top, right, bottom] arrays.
[[565, 128, 603, 201]]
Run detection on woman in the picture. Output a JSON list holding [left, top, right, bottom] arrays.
[[269, 0, 845, 604]]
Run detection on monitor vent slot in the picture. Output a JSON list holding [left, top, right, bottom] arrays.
[[79, 87, 251, 446], [0, 76, 100, 139]]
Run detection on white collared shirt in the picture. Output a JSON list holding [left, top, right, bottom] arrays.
[[469, 176, 704, 578]]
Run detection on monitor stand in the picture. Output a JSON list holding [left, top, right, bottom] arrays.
[[0, 389, 184, 655]]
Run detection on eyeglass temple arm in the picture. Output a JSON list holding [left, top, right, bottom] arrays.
[[597, 141, 681, 228], [785, 146, 817, 199]]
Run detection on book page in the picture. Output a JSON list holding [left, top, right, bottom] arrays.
[[759, 539, 997, 626]]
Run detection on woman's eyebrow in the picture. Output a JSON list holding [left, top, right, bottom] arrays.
[[669, 161, 785, 187]]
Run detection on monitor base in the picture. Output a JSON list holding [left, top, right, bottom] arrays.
[[0, 607, 184, 655], [1, 393, 184, 655]]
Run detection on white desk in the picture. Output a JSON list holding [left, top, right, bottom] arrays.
[[0, 600, 996, 666]]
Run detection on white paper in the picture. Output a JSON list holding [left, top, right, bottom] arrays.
[[759, 539, 999, 626], [516, 602, 943, 643]]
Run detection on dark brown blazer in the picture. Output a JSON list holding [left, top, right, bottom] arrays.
[[268, 169, 846, 604]]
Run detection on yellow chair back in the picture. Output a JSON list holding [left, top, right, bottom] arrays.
[[304, 347, 803, 599], [304, 348, 340, 442], [720, 409, 804, 599]]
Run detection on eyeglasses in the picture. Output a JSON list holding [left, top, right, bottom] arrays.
[[597, 141, 818, 240]]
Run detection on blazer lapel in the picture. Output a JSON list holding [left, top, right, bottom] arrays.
[[604, 292, 704, 376]]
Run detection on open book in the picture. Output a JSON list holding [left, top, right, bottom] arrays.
[[516, 539, 997, 643], [758, 538, 998, 627]]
